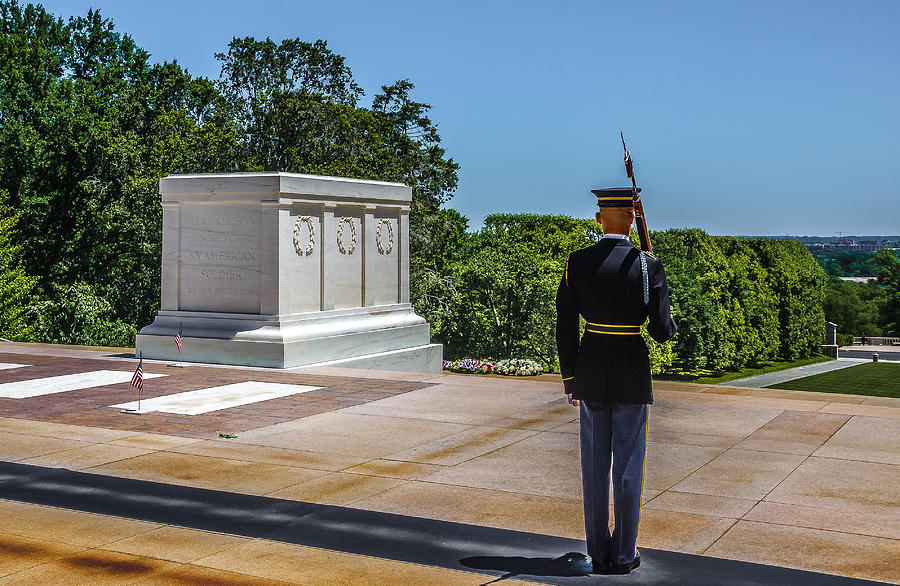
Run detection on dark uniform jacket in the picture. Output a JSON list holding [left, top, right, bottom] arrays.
[[556, 236, 677, 404]]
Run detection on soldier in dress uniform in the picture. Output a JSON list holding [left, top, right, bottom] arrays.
[[556, 187, 677, 575]]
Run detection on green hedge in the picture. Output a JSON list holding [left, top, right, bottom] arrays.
[[420, 216, 828, 375], [653, 230, 826, 372]]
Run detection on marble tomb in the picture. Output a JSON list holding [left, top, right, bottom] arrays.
[[135, 172, 442, 372]]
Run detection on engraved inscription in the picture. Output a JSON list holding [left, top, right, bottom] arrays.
[[199, 269, 244, 280], [179, 206, 261, 313], [186, 287, 255, 296], [189, 250, 256, 262]]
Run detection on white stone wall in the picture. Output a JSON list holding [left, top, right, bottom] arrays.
[[157, 172, 411, 317]]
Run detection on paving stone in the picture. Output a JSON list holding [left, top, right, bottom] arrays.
[[343, 383, 560, 426], [819, 403, 900, 419], [813, 415, 900, 464], [383, 426, 538, 466], [671, 449, 805, 500], [733, 411, 851, 455], [643, 442, 726, 492], [0, 548, 178, 585], [0, 500, 159, 547], [234, 412, 470, 458], [635, 509, 737, 554], [103, 526, 250, 564], [340, 459, 445, 480], [357, 480, 586, 539], [648, 399, 782, 438], [0, 432, 90, 462], [745, 501, 900, 540], [86, 452, 329, 495], [267, 472, 408, 506], [0, 417, 135, 443], [106, 433, 203, 450], [193, 538, 530, 585], [418, 431, 581, 498], [705, 520, 900, 584], [764, 456, 900, 518], [18, 444, 152, 470], [130, 564, 292, 585], [643, 491, 757, 518], [0, 531, 84, 577], [647, 429, 742, 449], [168, 440, 367, 471]]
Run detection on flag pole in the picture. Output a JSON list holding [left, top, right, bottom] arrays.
[[171, 321, 185, 368], [137, 351, 142, 412], [123, 351, 145, 414]]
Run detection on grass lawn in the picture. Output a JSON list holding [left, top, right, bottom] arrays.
[[653, 355, 834, 385], [766, 362, 900, 398]]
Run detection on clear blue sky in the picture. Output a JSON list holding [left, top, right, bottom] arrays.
[[39, 0, 900, 235]]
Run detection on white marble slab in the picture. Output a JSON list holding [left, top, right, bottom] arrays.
[[110, 381, 321, 415], [0, 363, 29, 371], [0, 370, 167, 398]]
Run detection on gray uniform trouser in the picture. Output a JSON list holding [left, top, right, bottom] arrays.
[[579, 402, 648, 566]]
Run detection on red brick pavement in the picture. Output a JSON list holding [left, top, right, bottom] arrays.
[[0, 352, 430, 439]]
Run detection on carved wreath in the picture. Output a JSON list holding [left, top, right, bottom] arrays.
[[376, 218, 394, 255], [336, 216, 357, 255], [292, 216, 316, 256]]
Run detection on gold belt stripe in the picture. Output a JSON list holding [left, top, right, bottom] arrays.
[[585, 322, 640, 335]]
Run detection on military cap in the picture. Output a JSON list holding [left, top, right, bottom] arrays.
[[591, 187, 639, 207]]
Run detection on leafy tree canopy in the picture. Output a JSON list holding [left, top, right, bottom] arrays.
[[0, 1, 458, 345]]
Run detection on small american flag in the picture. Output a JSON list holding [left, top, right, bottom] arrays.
[[174, 324, 183, 353], [130, 358, 143, 391]]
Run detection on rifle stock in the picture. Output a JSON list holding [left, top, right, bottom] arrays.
[[633, 199, 652, 252]]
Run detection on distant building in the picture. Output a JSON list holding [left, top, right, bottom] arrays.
[[820, 238, 890, 252], [839, 276, 877, 283]]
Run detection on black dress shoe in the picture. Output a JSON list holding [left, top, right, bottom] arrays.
[[559, 552, 593, 574], [608, 550, 641, 574], [591, 560, 610, 574]]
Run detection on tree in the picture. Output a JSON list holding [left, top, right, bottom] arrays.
[[823, 278, 882, 336], [214, 38, 458, 228], [29, 281, 137, 346], [215, 36, 362, 170], [873, 248, 900, 335], [1, 2, 243, 332], [0, 187, 37, 340], [435, 214, 597, 370]]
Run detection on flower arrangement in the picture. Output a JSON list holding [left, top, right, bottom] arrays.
[[442, 357, 543, 376], [493, 358, 543, 376], [442, 358, 495, 374]]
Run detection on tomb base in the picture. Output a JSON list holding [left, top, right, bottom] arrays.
[[136, 303, 441, 372]]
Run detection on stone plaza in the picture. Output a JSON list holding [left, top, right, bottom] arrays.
[[0, 342, 897, 584]]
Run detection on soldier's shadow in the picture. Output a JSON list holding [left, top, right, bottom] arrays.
[[461, 553, 591, 584]]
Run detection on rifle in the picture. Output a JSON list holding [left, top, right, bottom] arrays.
[[621, 132, 652, 253]]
